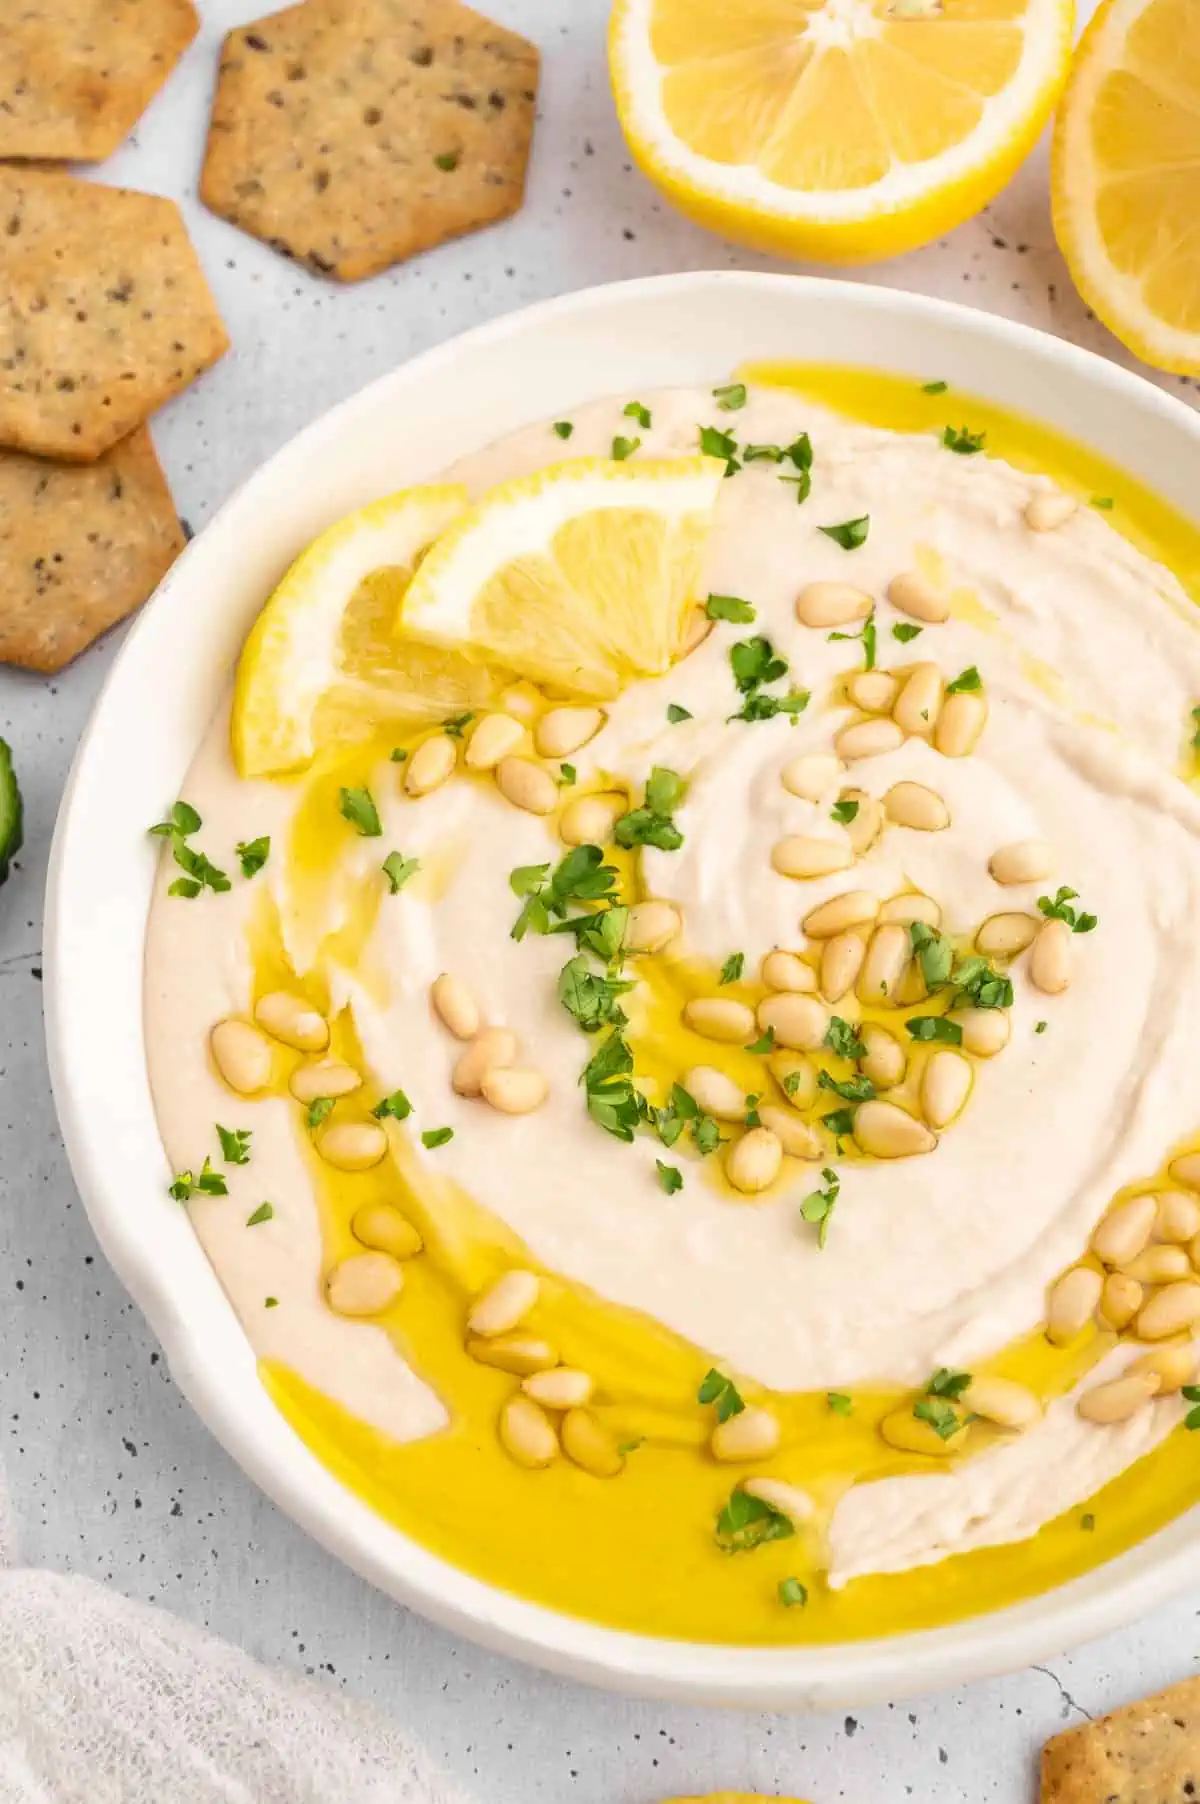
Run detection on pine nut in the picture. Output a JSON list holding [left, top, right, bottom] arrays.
[[535, 706, 605, 759], [781, 752, 844, 801], [859, 1023, 907, 1090], [741, 1476, 815, 1525], [453, 1026, 517, 1097], [879, 1409, 965, 1455], [405, 733, 457, 796], [522, 1368, 594, 1409], [757, 993, 829, 1051], [761, 949, 817, 993], [948, 1007, 1010, 1057], [1030, 918, 1072, 994], [847, 670, 899, 713], [711, 1405, 781, 1462], [561, 1407, 625, 1477], [726, 1127, 783, 1194], [1046, 1266, 1103, 1343], [289, 1058, 362, 1104], [1077, 1370, 1161, 1424], [1190, 1234, 1200, 1271], [431, 973, 481, 1041], [625, 899, 681, 953], [835, 717, 905, 761], [1098, 1272, 1143, 1331], [499, 1395, 559, 1468], [853, 1099, 936, 1158], [481, 1066, 550, 1114], [560, 793, 624, 847], [1091, 1195, 1157, 1268], [976, 912, 1038, 958], [757, 1105, 822, 1159], [1155, 1191, 1200, 1243], [254, 991, 329, 1053], [879, 893, 942, 929], [464, 712, 524, 770], [1169, 1153, 1200, 1192], [495, 756, 558, 816], [684, 1065, 750, 1122], [684, 997, 757, 1043], [893, 662, 944, 737], [844, 791, 884, 856], [802, 890, 879, 939], [498, 680, 542, 721], [326, 1252, 402, 1317], [210, 1019, 273, 1093], [768, 1050, 818, 1109], [857, 922, 910, 1005], [934, 689, 987, 757], [351, 1201, 423, 1260], [679, 607, 712, 656], [1025, 491, 1078, 532], [884, 782, 950, 831], [468, 1269, 540, 1337], [896, 959, 929, 1007], [888, 571, 950, 624], [469, 1335, 559, 1375], [317, 1120, 389, 1171], [795, 581, 873, 629], [920, 1048, 972, 1129], [1124, 1245, 1193, 1285], [962, 1375, 1042, 1429], [988, 838, 1054, 886], [820, 931, 866, 1002], [1130, 1341, 1198, 1393], [771, 834, 854, 880]]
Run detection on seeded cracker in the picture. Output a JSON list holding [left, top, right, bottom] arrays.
[[0, 168, 229, 462], [0, 428, 184, 672], [0, 0, 199, 163], [1041, 1673, 1200, 1804], [200, 0, 539, 281]]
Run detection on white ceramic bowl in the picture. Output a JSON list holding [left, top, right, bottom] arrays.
[[46, 272, 1200, 1707]]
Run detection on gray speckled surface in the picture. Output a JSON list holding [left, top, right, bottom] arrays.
[[2, 2, 1199, 1798]]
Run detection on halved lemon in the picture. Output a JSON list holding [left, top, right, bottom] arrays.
[[397, 457, 728, 699], [1052, 0, 1200, 375], [609, 0, 1075, 264], [232, 485, 501, 778]]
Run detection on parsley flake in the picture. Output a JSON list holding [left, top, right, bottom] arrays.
[[236, 836, 270, 879], [945, 665, 981, 694], [657, 1159, 683, 1195], [715, 1489, 794, 1553], [922, 380, 949, 395], [442, 712, 473, 739], [1080, 1512, 1096, 1530], [553, 420, 574, 440], [827, 1391, 853, 1416], [168, 1157, 228, 1203], [698, 1367, 745, 1422], [623, 400, 652, 428], [1183, 1384, 1200, 1429], [339, 786, 381, 837], [824, 1016, 865, 1060], [372, 1089, 413, 1121], [942, 425, 986, 455], [906, 1015, 963, 1045], [719, 951, 745, 985], [1037, 885, 1098, 933], [1091, 495, 1115, 510], [422, 1127, 454, 1149], [614, 766, 685, 851], [706, 592, 756, 623], [246, 1201, 274, 1227], [818, 515, 870, 551], [612, 435, 640, 461], [558, 763, 577, 786], [307, 1097, 335, 1129], [699, 424, 740, 475], [434, 150, 459, 171], [667, 702, 693, 724], [830, 798, 859, 824], [216, 1124, 252, 1165], [744, 1028, 775, 1055], [800, 1166, 840, 1247], [1035, 1019, 1048, 1034], [382, 851, 420, 893], [914, 1397, 963, 1439], [779, 1577, 808, 1607], [892, 622, 923, 643], [713, 382, 747, 411]]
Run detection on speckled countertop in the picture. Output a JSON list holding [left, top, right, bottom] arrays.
[[2, 3, 1198, 1799]]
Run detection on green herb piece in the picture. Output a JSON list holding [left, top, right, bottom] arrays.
[[236, 836, 270, 879], [699, 424, 740, 475], [372, 1089, 413, 1121], [693, 1114, 722, 1155], [510, 861, 551, 896], [892, 622, 923, 643], [582, 1030, 642, 1143], [830, 798, 859, 824], [818, 515, 869, 551], [617, 1437, 645, 1455], [942, 425, 986, 455], [781, 471, 812, 505], [389, 746, 408, 762], [909, 921, 954, 988], [817, 1069, 874, 1105], [928, 1367, 972, 1398], [744, 1093, 762, 1127], [706, 592, 756, 623], [822, 1106, 857, 1143], [382, 851, 420, 894], [339, 786, 381, 837], [656, 1160, 683, 1194], [167, 878, 202, 898], [1035, 1020, 1048, 1034], [614, 766, 685, 851], [713, 382, 747, 411], [558, 763, 577, 786], [552, 903, 629, 964], [246, 1201, 274, 1227], [784, 432, 813, 472], [307, 1097, 335, 1129], [782, 1070, 806, 1098], [952, 953, 1013, 1011], [422, 1126, 454, 1149], [265, 1296, 279, 1308], [1080, 1513, 1096, 1531], [442, 712, 473, 739], [731, 635, 788, 693], [557, 954, 634, 1033], [168, 1157, 228, 1203], [824, 1016, 865, 1060], [667, 702, 693, 724], [434, 150, 459, 171], [1191, 704, 1200, 752], [149, 800, 203, 839], [800, 1166, 840, 1247], [779, 1577, 808, 1607], [1091, 495, 1114, 510], [1183, 1384, 1200, 1429], [922, 380, 948, 395], [827, 1391, 853, 1416], [624, 400, 652, 428], [728, 687, 810, 724], [168, 839, 231, 896], [742, 443, 783, 463], [1037, 885, 1098, 933], [697, 1368, 745, 1422], [612, 435, 640, 461], [553, 420, 574, 440], [906, 1015, 964, 1045], [744, 1028, 775, 1055], [945, 665, 981, 694], [715, 1488, 794, 1553], [510, 845, 619, 940], [914, 1397, 963, 1439], [828, 610, 877, 669], [216, 1124, 252, 1165], [719, 952, 745, 985]]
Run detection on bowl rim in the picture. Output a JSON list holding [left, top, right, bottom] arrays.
[[44, 269, 1200, 1707]]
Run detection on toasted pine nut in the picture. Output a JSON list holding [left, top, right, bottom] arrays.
[[1091, 1195, 1157, 1268], [858, 922, 910, 1005], [726, 1127, 783, 1194], [560, 793, 624, 847], [859, 1023, 907, 1090], [892, 661, 944, 737], [820, 931, 866, 1002], [768, 1050, 818, 1109], [210, 1019, 273, 1093], [884, 781, 950, 831], [318, 1118, 390, 1171], [1030, 918, 1072, 994], [879, 893, 941, 929], [1077, 1370, 1161, 1423], [1130, 1341, 1198, 1393], [757, 1105, 822, 1160], [835, 717, 905, 761], [679, 607, 712, 656], [1169, 1153, 1200, 1192], [498, 680, 541, 721], [988, 838, 1054, 886], [431, 972, 481, 1041], [757, 992, 829, 1051], [561, 1407, 625, 1477], [522, 1367, 594, 1409], [1099, 1272, 1143, 1331], [948, 1007, 1010, 1057], [847, 670, 899, 713], [976, 912, 1039, 957], [1190, 1233, 1200, 1271], [843, 790, 884, 856], [879, 1408, 964, 1455], [802, 889, 879, 939], [896, 959, 929, 1007], [254, 991, 329, 1053], [1155, 1191, 1200, 1244], [499, 1395, 559, 1467], [853, 1100, 936, 1159], [326, 1252, 402, 1317], [469, 1335, 559, 1376], [684, 997, 757, 1043], [888, 571, 950, 624], [625, 899, 681, 953], [962, 1376, 1042, 1429], [464, 712, 525, 770], [685, 1066, 750, 1122], [920, 1048, 972, 1129], [453, 1026, 517, 1097], [1046, 1266, 1103, 1343], [1024, 491, 1078, 532], [795, 581, 872, 629], [771, 833, 854, 881], [742, 1476, 815, 1525], [481, 1066, 550, 1114], [351, 1201, 423, 1260], [469, 1269, 540, 1338], [1124, 1246, 1193, 1285], [761, 949, 817, 993], [495, 755, 558, 816], [535, 706, 605, 759], [289, 1058, 362, 1104], [405, 733, 457, 796], [711, 1405, 781, 1462], [781, 752, 844, 802], [934, 689, 987, 758]]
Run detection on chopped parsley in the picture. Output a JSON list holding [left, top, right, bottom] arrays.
[[389, 746, 408, 762], [712, 382, 747, 411], [339, 785, 381, 837], [558, 763, 577, 786], [699, 1368, 745, 1421], [909, 923, 1012, 1010], [830, 798, 859, 824], [906, 1015, 964, 1044], [827, 1391, 853, 1416], [929, 1366, 972, 1398], [779, 1577, 808, 1607], [1191, 704, 1200, 752], [1091, 495, 1114, 510], [892, 622, 923, 643], [824, 1016, 865, 1060], [614, 766, 685, 851], [818, 515, 869, 551], [914, 1397, 963, 1439], [151, 802, 230, 899], [434, 150, 459, 171], [623, 400, 652, 428], [372, 1088, 413, 1121], [382, 851, 420, 893], [1182, 1384, 1200, 1429], [922, 379, 948, 395], [245, 1201, 274, 1227], [800, 1166, 840, 1247], [656, 1082, 722, 1158], [612, 435, 640, 461], [727, 633, 808, 724], [557, 954, 634, 1033], [656, 1159, 683, 1194], [510, 844, 619, 940], [778, 431, 814, 504], [698, 424, 740, 475], [715, 1489, 794, 1553], [667, 702, 693, 724], [553, 420, 574, 440], [719, 951, 745, 985], [706, 592, 756, 623], [828, 609, 877, 669], [817, 1069, 874, 1105], [1037, 885, 1098, 933], [307, 1097, 335, 1129], [945, 665, 981, 694], [235, 836, 270, 879], [169, 1157, 227, 1202], [442, 712, 473, 739], [421, 1126, 454, 1149], [742, 443, 783, 464], [744, 1092, 762, 1127], [744, 1028, 775, 1055], [582, 1029, 643, 1143], [149, 800, 202, 839], [782, 1069, 807, 1099], [265, 1296, 279, 1308], [216, 1124, 252, 1165], [1080, 1512, 1096, 1531], [942, 425, 986, 455]]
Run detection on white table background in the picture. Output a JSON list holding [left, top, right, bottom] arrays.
[[2, 3, 1198, 1799]]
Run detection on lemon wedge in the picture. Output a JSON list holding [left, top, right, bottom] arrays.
[[1052, 0, 1200, 376], [397, 457, 728, 699], [609, 0, 1074, 263], [232, 484, 504, 778]]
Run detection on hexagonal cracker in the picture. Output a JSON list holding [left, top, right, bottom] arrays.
[[0, 168, 229, 463], [0, 0, 199, 163], [200, 0, 539, 282]]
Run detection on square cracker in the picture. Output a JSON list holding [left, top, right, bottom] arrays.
[[1042, 1674, 1200, 1803], [201, 0, 539, 281], [0, 427, 184, 673], [0, 0, 199, 163], [0, 168, 229, 462]]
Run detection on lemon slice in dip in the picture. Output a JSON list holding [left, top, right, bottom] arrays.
[[397, 456, 728, 699], [233, 483, 497, 778]]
